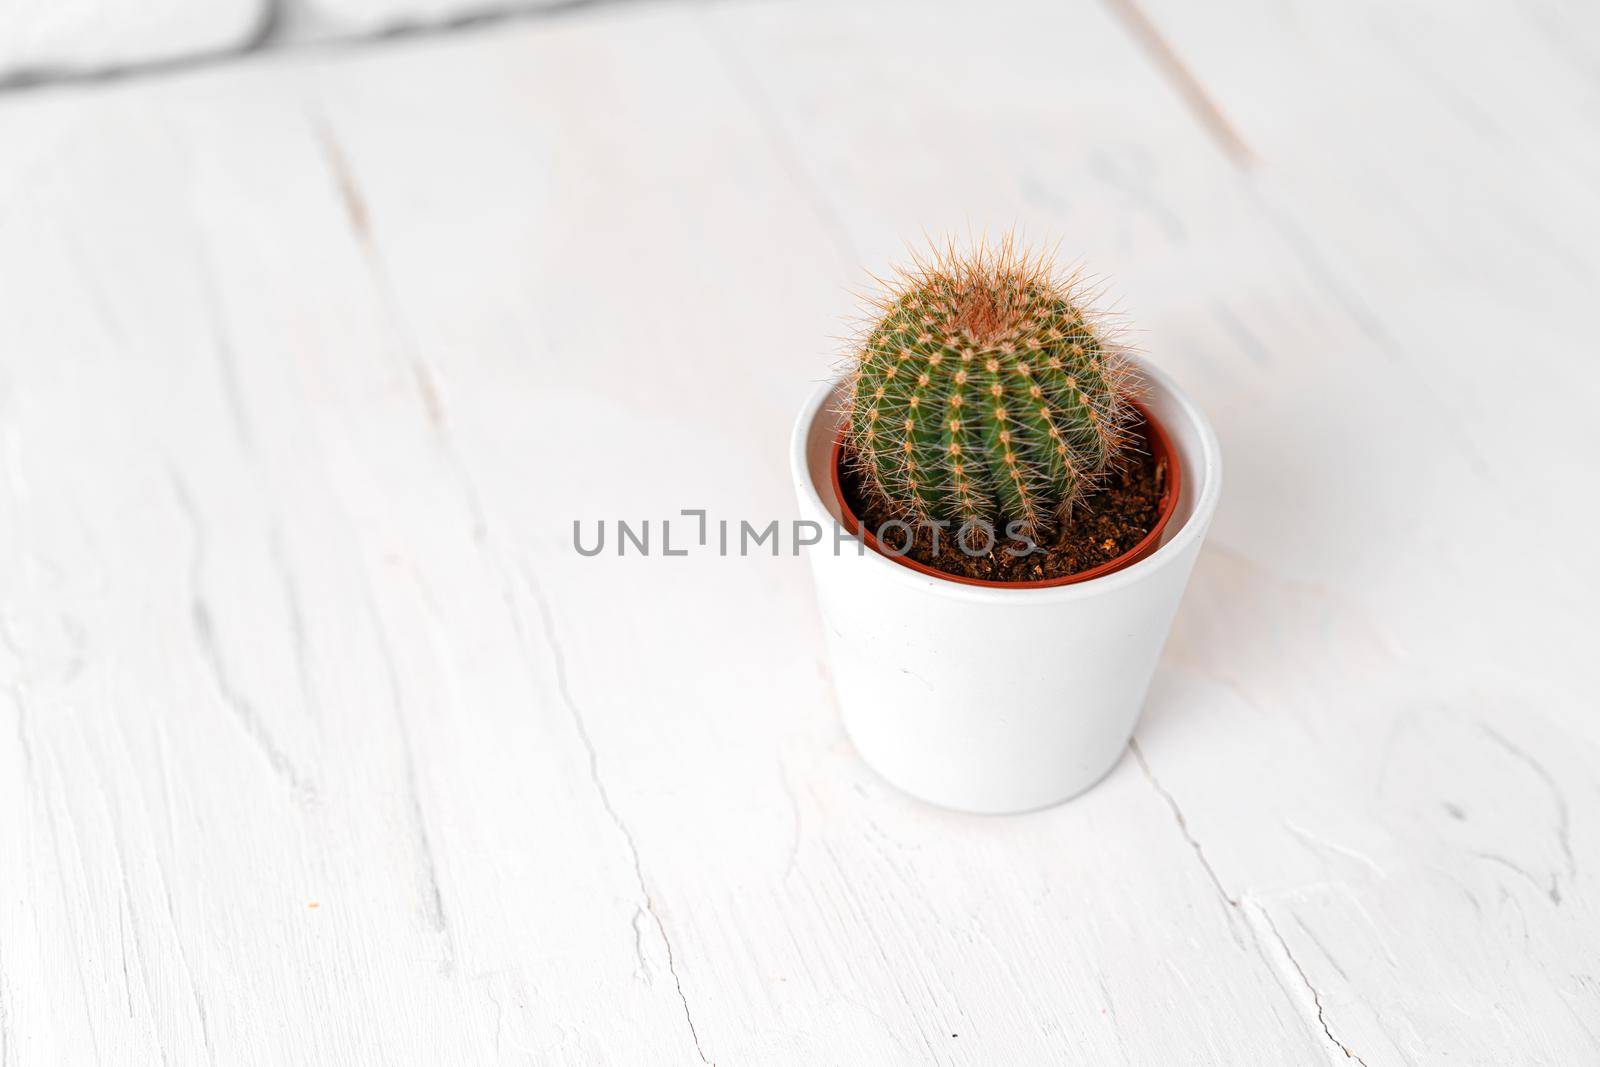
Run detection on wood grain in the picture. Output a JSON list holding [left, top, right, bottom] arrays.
[[0, 0, 1596, 1062]]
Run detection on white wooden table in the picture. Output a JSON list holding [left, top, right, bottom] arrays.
[[2, 0, 1597, 1062]]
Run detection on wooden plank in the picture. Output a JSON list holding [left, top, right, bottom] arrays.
[[1120, 0, 1600, 1057], [0, 5, 1313, 1062], [699, 0, 1600, 1062], [0, 22, 738, 1061], [1116, 0, 1600, 1059], [0, 0, 1595, 1062], [305, 5, 1339, 1063]]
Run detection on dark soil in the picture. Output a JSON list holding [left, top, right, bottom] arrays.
[[839, 415, 1166, 584]]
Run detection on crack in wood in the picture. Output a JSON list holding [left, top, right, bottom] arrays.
[[358, 574, 457, 973], [168, 465, 315, 800], [268, 526, 320, 724], [187, 229, 256, 452], [522, 563, 714, 1065], [1133, 741, 1373, 1065], [1252, 904, 1370, 1067], [1130, 740, 1237, 910]]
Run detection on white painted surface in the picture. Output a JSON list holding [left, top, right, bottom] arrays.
[[0, 0, 1596, 1062], [0, 0, 264, 82]]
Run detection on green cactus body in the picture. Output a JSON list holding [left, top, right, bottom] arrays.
[[846, 244, 1135, 538]]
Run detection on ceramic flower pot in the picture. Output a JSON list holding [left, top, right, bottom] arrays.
[[790, 357, 1221, 813]]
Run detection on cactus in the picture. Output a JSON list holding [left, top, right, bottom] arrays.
[[844, 239, 1138, 539]]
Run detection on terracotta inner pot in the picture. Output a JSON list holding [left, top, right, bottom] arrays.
[[829, 401, 1182, 589]]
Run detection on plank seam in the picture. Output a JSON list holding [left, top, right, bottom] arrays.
[[1100, 0, 1258, 170]]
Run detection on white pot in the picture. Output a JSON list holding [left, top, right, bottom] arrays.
[[790, 358, 1222, 814]]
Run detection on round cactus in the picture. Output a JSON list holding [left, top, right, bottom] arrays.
[[844, 241, 1138, 539]]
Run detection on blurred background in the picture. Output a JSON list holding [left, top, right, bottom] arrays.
[[2, 0, 579, 83]]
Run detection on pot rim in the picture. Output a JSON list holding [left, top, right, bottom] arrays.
[[790, 357, 1223, 604], [828, 401, 1181, 588]]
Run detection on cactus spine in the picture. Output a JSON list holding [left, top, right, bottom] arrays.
[[845, 240, 1137, 539]]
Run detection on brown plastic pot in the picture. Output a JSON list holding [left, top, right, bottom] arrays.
[[829, 401, 1181, 589]]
